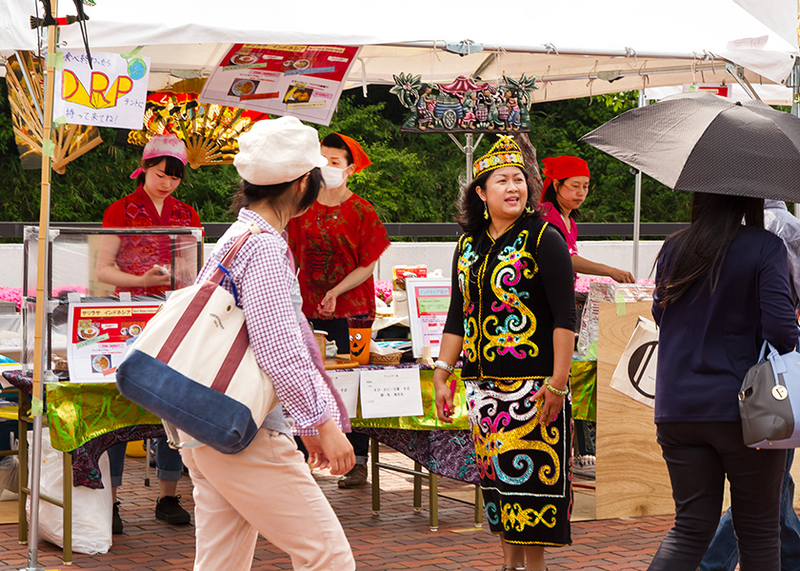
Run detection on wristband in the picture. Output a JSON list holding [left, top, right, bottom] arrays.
[[433, 360, 455, 374], [544, 378, 568, 396]]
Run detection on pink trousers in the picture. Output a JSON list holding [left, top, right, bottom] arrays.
[[180, 428, 356, 571]]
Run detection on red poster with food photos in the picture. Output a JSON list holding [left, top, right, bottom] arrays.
[[66, 302, 161, 383], [199, 44, 361, 126]]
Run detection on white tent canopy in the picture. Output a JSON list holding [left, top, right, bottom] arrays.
[[1, 0, 797, 102]]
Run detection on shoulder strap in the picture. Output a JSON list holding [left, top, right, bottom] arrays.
[[208, 221, 262, 286]]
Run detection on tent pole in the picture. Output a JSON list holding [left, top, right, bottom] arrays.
[[632, 90, 645, 281], [447, 132, 482, 186], [465, 133, 473, 185], [791, 59, 800, 217], [24, 4, 59, 570]]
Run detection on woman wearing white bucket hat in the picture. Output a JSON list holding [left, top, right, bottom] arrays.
[[181, 116, 356, 571]]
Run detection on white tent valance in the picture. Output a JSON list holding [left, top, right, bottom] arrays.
[[1, 0, 797, 103]]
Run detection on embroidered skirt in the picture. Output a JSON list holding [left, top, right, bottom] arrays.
[[466, 378, 572, 546]]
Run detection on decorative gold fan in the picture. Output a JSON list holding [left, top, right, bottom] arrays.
[[5, 51, 103, 174], [125, 78, 268, 169]]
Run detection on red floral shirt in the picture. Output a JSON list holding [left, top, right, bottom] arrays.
[[102, 185, 202, 296], [287, 194, 390, 319]]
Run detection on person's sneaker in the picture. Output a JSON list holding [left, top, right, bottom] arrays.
[[155, 495, 191, 525], [112, 501, 123, 534], [337, 464, 368, 488]]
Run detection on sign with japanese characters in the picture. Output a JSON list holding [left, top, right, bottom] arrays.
[[200, 44, 361, 126], [66, 301, 161, 383], [406, 278, 451, 358], [54, 49, 151, 129], [359, 367, 424, 419], [329, 369, 360, 418]]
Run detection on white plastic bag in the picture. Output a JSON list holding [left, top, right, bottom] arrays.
[[27, 428, 112, 554]]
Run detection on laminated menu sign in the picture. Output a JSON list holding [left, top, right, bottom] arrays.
[[66, 302, 161, 383], [200, 44, 362, 126], [360, 367, 424, 419], [406, 278, 451, 358]]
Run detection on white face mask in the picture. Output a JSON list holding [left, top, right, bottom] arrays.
[[321, 165, 347, 189]]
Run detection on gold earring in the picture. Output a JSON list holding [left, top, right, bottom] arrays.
[[483, 202, 489, 220]]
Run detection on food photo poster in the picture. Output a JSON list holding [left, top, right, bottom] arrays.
[[200, 44, 361, 125], [66, 302, 160, 383]]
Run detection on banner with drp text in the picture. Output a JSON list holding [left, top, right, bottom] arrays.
[[53, 50, 150, 129]]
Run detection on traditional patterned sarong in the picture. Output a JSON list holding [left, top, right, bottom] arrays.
[[467, 377, 572, 546]]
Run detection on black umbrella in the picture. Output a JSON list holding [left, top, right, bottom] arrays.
[[580, 91, 800, 202]]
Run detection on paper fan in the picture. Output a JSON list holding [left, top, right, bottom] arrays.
[[6, 51, 103, 174], [124, 78, 268, 168]]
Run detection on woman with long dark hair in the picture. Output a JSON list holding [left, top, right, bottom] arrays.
[[434, 136, 576, 571], [648, 192, 797, 570]]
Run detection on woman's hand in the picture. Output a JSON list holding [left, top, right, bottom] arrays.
[[532, 377, 568, 428], [140, 265, 171, 288], [317, 289, 339, 316], [299, 434, 331, 470], [315, 418, 355, 475], [608, 267, 635, 284], [433, 369, 455, 423]]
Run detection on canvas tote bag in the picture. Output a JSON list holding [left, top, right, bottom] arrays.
[[117, 223, 278, 454]]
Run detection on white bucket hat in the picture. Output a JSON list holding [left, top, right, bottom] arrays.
[[234, 116, 327, 185]]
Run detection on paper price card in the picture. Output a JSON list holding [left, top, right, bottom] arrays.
[[359, 367, 424, 419], [67, 301, 160, 383], [329, 369, 360, 418]]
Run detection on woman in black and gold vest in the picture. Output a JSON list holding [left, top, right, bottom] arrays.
[[434, 136, 576, 571]]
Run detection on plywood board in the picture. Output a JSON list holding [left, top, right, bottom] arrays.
[[596, 302, 673, 520], [0, 499, 17, 524]]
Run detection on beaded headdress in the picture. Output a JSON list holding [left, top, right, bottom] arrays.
[[472, 136, 525, 179]]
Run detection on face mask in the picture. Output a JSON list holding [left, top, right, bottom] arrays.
[[321, 165, 347, 189]]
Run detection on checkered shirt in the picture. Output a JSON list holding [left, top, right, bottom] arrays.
[[197, 209, 335, 432]]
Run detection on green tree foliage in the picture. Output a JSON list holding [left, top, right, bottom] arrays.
[[0, 78, 690, 227]]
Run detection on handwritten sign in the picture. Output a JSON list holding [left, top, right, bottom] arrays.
[[360, 367, 424, 419], [329, 369, 360, 418], [54, 50, 150, 129]]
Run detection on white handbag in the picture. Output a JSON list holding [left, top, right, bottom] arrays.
[[117, 224, 278, 454]]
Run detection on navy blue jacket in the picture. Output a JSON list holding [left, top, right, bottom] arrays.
[[652, 226, 798, 423]]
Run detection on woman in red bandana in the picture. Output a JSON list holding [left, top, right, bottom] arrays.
[[539, 155, 634, 283], [287, 133, 390, 489]]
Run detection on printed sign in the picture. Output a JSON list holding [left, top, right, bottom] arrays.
[[66, 301, 161, 383], [360, 367, 424, 419], [684, 84, 732, 98], [200, 44, 361, 126], [54, 50, 151, 129], [406, 278, 451, 358], [610, 316, 658, 408], [329, 369, 360, 418]]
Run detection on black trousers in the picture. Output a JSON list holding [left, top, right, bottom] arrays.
[[648, 422, 786, 571]]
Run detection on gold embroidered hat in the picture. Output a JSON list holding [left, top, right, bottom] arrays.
[[472, 135, 525, 178]]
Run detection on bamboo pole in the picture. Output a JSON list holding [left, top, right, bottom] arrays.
[[25, 3, 59, 569]]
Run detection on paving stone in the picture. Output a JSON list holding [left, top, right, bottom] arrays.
[[2, 443, 793, 570]]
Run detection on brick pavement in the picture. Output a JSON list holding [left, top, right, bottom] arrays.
[[0, 444, 683, 570]]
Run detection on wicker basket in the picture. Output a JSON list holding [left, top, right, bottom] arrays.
[[369, 352, 402, 365]]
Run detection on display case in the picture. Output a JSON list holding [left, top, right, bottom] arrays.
[[21, 225, 203, 377]]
